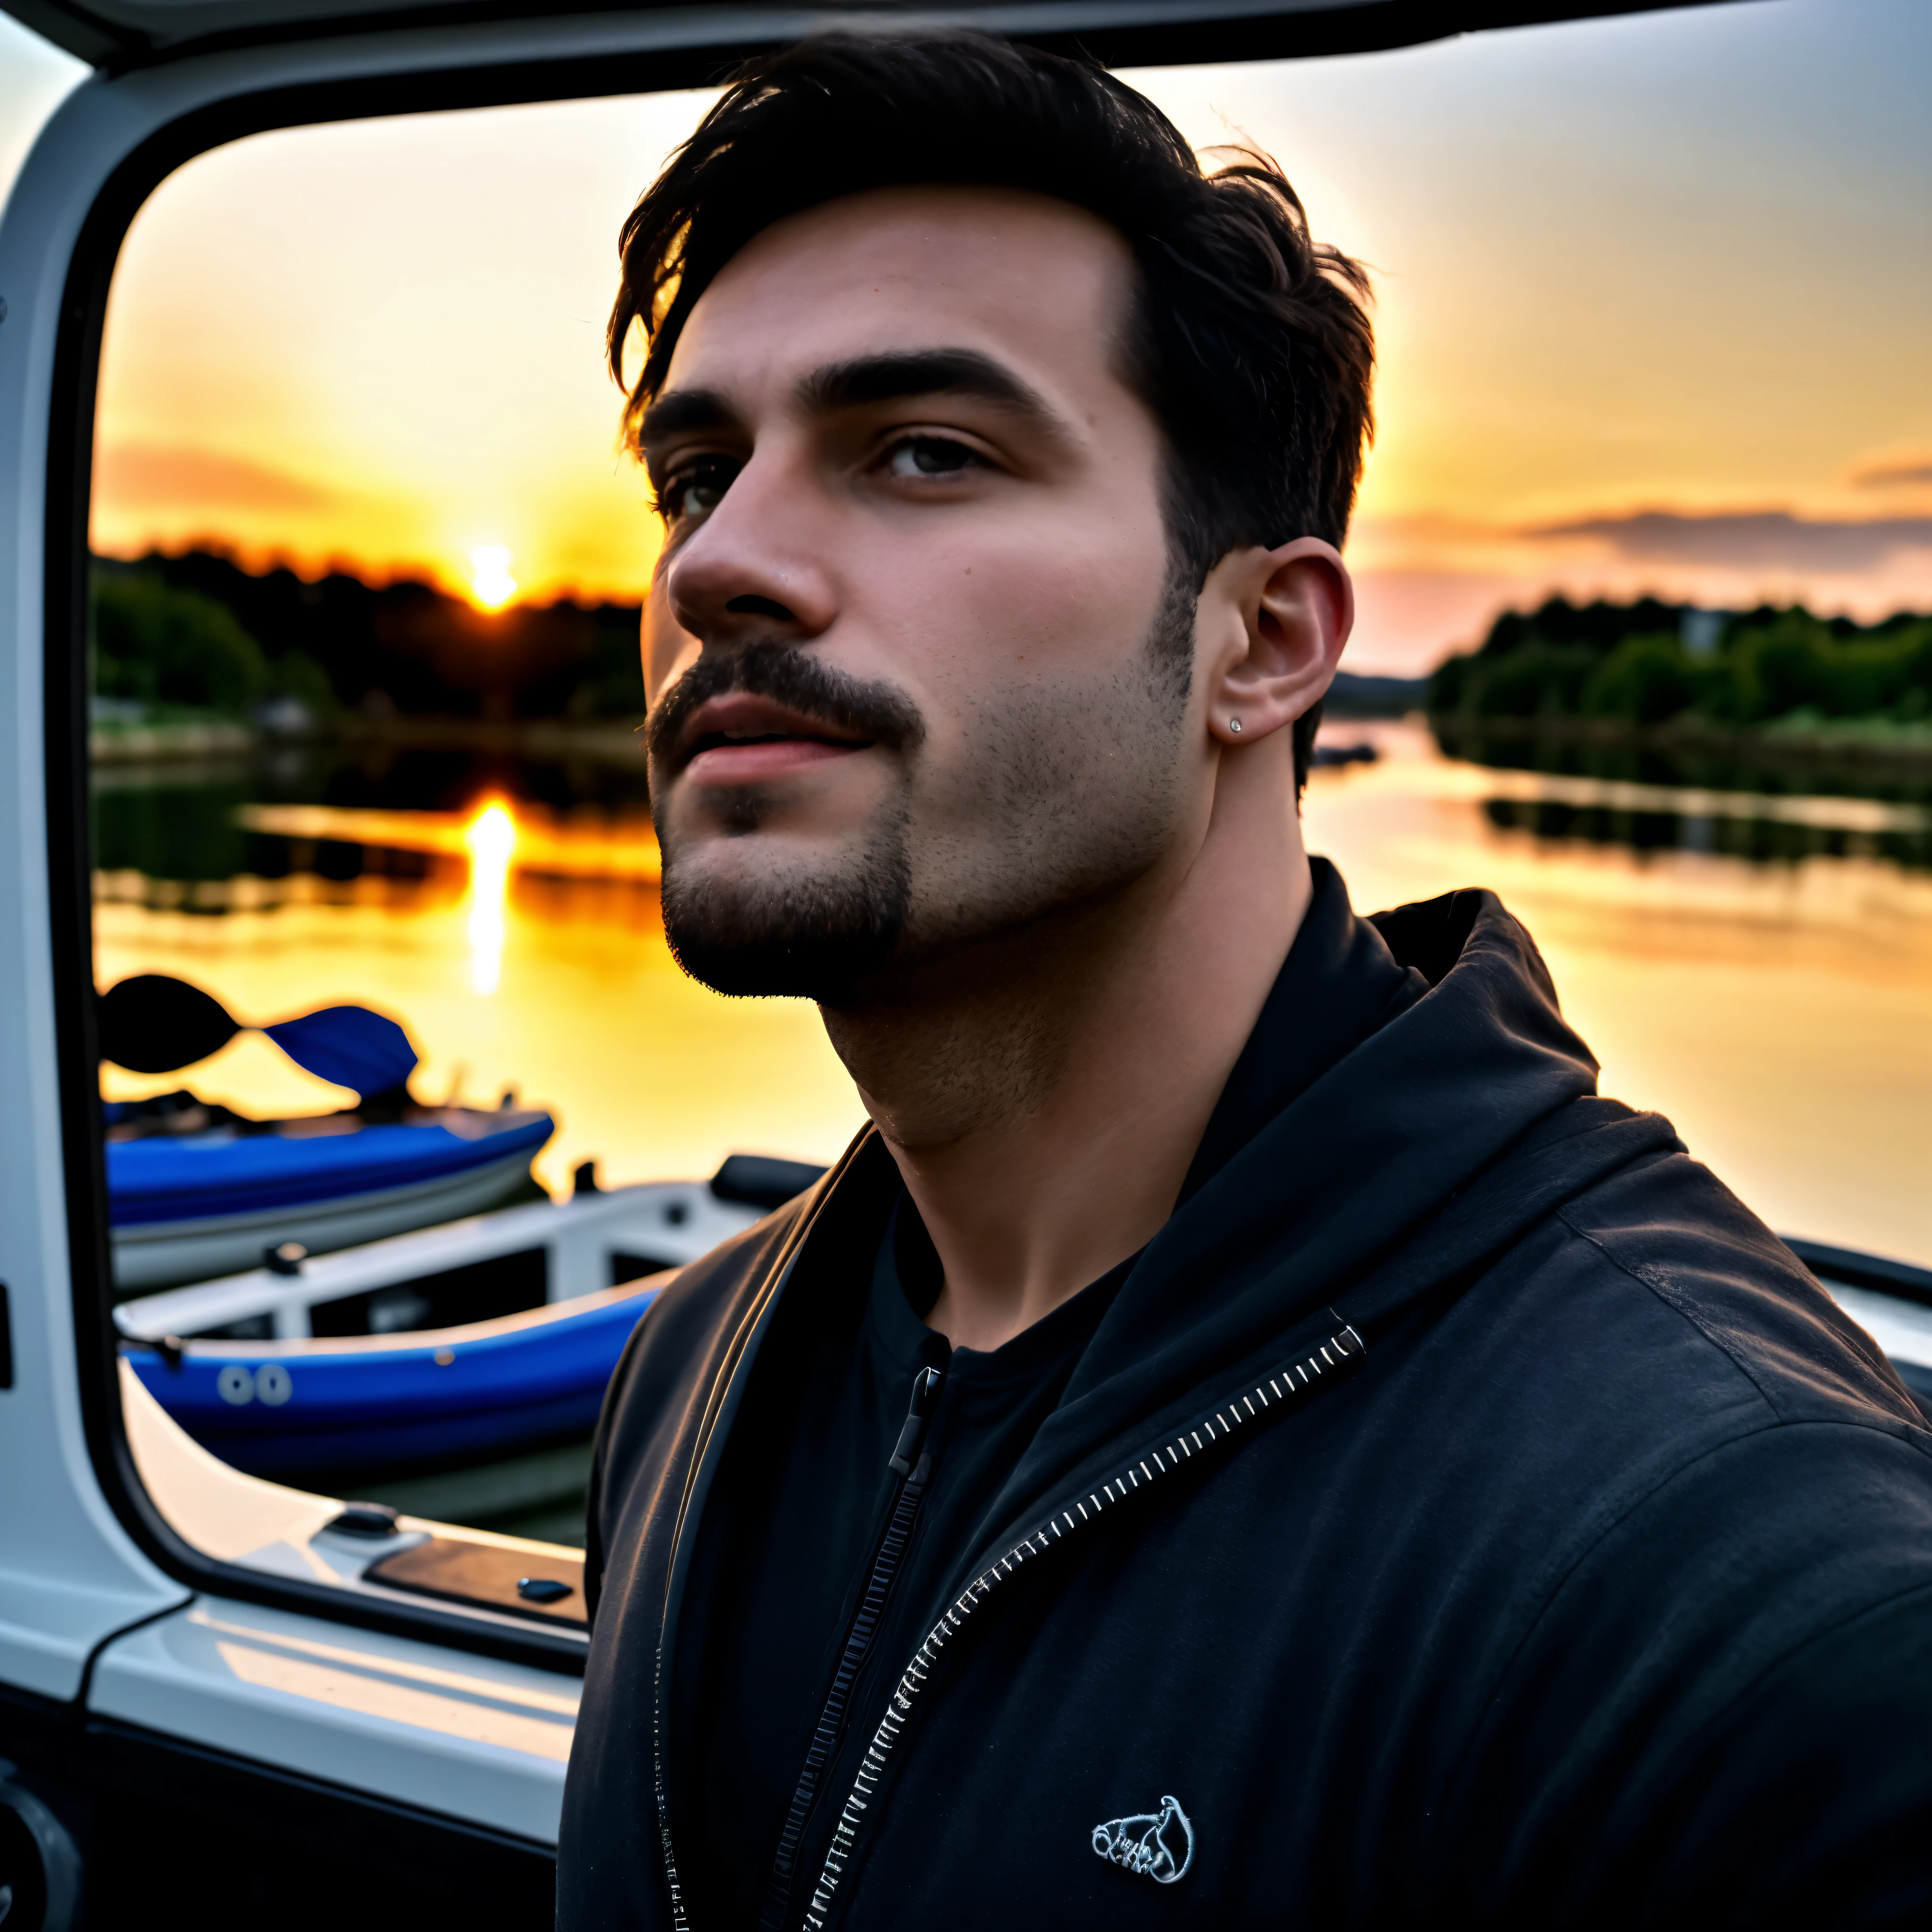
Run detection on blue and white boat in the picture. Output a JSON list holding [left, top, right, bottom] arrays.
[[124, 1281, 660, 1479], [108, 1101, 556, 1291], [114, 1153, 820, 1478]]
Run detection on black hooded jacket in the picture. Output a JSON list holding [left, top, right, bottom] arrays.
[[559, 868, 1932, 1930]]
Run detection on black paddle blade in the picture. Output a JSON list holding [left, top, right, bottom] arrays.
[[98, 974, 239, 1074]]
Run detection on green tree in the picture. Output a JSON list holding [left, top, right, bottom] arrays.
[[1581, 633, 1702, 724], [266, 645, 338, 718], [1430, 598, 1932, 728], [1452, 645, 1599, 719], [1723, 613, 1835, 722], [92, 570, 270, 716]]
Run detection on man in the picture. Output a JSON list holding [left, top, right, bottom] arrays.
[[560, 33, 1932, 1930]]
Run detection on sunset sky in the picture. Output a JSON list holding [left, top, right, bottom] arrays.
[[12, 0, 1932, 673]]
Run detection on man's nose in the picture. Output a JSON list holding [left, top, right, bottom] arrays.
[[663, 457, 836, 644]]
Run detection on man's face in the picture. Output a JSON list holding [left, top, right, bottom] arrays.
[[641, 185, 1198, 1002]]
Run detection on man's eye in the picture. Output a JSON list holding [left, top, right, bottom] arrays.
[[885, 437, 978, 480], [660, 458, 738, 523]]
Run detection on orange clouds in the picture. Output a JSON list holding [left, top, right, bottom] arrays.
[[96, 444, 337, 514]]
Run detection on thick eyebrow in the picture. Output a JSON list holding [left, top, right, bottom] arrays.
[[638, 387, 738, 470], [638, 350, 1068, 482], [797, 349, 1066, 439]]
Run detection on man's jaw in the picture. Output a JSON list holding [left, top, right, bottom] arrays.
[[673, 691, 876, 788]]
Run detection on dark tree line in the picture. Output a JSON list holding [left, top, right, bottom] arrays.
[[91, 550, 647, 724], [1430, 597, 1932, 729]]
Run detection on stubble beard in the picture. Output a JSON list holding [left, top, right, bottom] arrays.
[[653, 565, 1198, 1008], [659, 783, 915, 1002], [652, 639, 919, 1000]]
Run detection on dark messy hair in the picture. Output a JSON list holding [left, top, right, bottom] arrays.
[[608, 31, 1374, 792]]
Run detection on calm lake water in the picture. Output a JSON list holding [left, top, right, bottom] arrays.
[[93, 721, 1932, 1272]]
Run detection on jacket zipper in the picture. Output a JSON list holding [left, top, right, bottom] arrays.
[[759, 1366, 946, 1931], [797, 1321, 1366, 1932]]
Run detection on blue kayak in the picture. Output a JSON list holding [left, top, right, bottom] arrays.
[[108, 1106, 556, 1291], [124, 1281, 659, 1477], [108, 1114, 555, 1225]]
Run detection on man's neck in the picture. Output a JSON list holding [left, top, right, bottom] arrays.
[[821, 755, 1314, 1353]]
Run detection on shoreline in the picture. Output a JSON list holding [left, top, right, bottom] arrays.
[[86, 709, 1932, 783], [89, 714, 649, 767], [1430, 712, 1932, 777]]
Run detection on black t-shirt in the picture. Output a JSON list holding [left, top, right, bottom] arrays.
[[675, 860, 1422, 1928]]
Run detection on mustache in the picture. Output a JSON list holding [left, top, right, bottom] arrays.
[[645, 638, 927, 770]]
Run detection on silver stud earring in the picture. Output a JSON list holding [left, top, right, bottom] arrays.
[[1229, 716, 1243, 734]]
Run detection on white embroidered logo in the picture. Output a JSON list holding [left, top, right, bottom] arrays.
[[1091, 1794, 1195, 1884]]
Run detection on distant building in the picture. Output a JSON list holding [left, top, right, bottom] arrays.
[[1680, 608, 1727, 658], [251, 695, 319, 736]]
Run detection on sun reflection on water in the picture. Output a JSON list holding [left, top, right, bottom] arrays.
[[464, 800, 516, 995]]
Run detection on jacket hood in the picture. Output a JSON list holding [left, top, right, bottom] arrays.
[[953, 866, 1684, 1574]]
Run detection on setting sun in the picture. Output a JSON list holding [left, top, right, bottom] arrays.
[[468, 545, 518, 611]]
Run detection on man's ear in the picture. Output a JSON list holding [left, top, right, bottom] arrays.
[[1199, 538, 1353, 748]]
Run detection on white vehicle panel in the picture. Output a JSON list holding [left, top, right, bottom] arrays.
[[88, 1593, 578, 1842]]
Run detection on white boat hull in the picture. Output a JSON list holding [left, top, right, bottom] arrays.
[[110, 1146, 538, 1291]]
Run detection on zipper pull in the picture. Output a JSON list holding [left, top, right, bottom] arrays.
[[888, 1366, 943, 1477]]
